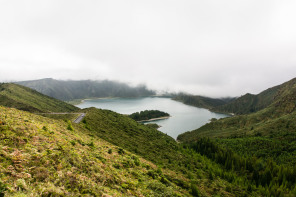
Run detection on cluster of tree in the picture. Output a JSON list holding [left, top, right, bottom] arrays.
[[129, 110, 169, 121], [185, 138, 296, 196], [16, 78, 155, 101]]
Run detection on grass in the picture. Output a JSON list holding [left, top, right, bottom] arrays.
[[0, 105, 262, 196], [0, 106, 192, 196]]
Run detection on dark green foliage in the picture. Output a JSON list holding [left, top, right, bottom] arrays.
[[87, 141, 95, 148], [0, 83, 78, 113], [118, 148, 125, 155], [129, 110, 169, 121], [16, 78, 155, 101], [145, 123, 161, 129], [191, 184, 200, 197], [187, 138, 296, 195]]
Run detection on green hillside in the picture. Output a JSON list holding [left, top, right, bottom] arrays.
[[0, 85, 269, 197], [177, 78, 296, 196], [16, 78, 155, 101], [212, 84, 282, 115], [178, 77, 296, 141], [0, 106, 193, 196], [178, 78, 296, 161], [3, 78, 296, 196], [0, 105, 263, 196], [0, 83, 78, 113]]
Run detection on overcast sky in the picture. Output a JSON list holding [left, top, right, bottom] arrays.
[[1, 0, 296, 97]]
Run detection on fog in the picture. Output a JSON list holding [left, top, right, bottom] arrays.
[[1, 0, 296, 97]]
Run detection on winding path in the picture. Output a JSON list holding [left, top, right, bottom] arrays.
[[37, 112, 86, 123], [73, 113, 86, 123]]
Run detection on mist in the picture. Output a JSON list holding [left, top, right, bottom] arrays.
[[1, 0, 296, 97]]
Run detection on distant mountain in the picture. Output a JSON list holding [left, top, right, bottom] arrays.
[[0, 83, 78, 112], [178, 77, 296, 138], [174, 80, 285, 115], [16, 78, 155, 101], [212, 84, 282, 115], [173, 93, 235, 110]]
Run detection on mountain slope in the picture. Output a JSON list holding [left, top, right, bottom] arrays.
[[177, 77, 296, 165], [0, 106, 193, 196], [0, 83, 78, 113], [0, 105, 260, 196], [212, 84, 282, 114], [176, 78, 296, 196], [173, 93, 234, 110], [16, 78, 155, 101], [174, 78, 296, 115]]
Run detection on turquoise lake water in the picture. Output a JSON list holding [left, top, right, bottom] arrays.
[[76, 97, 229, 139]]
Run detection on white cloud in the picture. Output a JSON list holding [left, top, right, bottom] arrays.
[[0, 0, 296, 97]]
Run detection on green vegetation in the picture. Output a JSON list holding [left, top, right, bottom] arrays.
[[129, 110, 170, 121], [0, 88, 262, 196], [185, 138, 296, 196], [173, 93, 234, 110], [16, 78, 155, 101], [145, 123, 161, 129], [2, 77, 296, 195], [78, 108, 268, 196], [177, 77, 296, 196], [0, 83, 78, 113], [0, 106, 192, 196], [80, 107, 176, 164]]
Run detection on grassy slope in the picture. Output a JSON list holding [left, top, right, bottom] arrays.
[[81, 108, 179, 164], [0, 105, 261, 196], [79, 108, 264, 196], [0, 83, 78, 113], [0, 106, 191, 196], [0, 82, 267, 196]]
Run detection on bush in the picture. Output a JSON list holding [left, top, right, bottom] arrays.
[[118, 148, 125, 155], [0, 180, 7, 196], [87, 142, 95, 148], [191, 184, 200, 197]]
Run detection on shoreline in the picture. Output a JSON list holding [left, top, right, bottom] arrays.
[[137, 116, 170, 123]]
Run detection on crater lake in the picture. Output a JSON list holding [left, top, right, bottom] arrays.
[[76, 97, 229, 139]]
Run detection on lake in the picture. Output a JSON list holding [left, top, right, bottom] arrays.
[[76, 97, 229, 139]]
